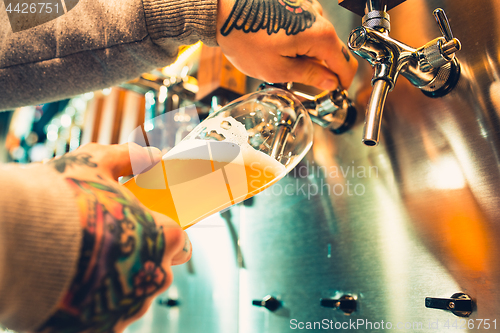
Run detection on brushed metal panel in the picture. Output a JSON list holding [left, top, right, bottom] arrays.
[[238, 150, 463, 332], [239, 0, 500, 331], [382, 0, 500, 326], [125, 213, 240, 333]]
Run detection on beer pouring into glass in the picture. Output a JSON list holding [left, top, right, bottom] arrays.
[[123, 87, 313, 229]]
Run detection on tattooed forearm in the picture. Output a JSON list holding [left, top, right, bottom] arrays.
[[36, 179, 165, 333], [49, 153, 98, 173], [220, 0, 316, 36]]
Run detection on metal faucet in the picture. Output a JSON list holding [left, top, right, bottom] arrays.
[[346, 0, 461, 146], [260, 82, 358, 135]]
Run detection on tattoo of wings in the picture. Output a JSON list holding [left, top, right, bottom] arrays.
[[220, 0, 316, 36]]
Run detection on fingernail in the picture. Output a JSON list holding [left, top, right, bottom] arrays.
[[319, 78, 338, 91]]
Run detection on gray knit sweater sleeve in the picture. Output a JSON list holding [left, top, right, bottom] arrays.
[[0, 0, 217, 331], [0, 163, 81, 332], [0, 0, 218, 111]]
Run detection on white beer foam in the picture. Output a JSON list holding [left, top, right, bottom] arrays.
[[163, 116, 285, 173], [198, 115, 249, 146], [163, 139, 283, 169]]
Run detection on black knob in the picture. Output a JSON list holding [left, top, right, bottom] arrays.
[[158, 298, 180, 307], [425, 292, 473, 317], [320, 295, 357, 314], [252, 295, 281, 312], [330, 103, 358, 135]]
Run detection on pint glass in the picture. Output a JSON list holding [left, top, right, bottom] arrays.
[[123, 88, 313, 229]]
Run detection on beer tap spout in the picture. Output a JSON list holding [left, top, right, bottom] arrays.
[[363, 79, 391, 146]]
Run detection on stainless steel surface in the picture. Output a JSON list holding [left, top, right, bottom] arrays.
[[129, 0, 500, 332]]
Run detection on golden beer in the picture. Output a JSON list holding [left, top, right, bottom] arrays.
[[124, 139, 285, 229], [123, 89, 314, 228]]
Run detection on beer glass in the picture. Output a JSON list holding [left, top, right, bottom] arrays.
[[123, 88, 313, 229]]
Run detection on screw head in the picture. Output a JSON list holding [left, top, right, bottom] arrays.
[[348, 27, 367, 49], [449, 302, 455, 309]]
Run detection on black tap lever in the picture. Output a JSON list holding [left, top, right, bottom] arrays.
[[425, 292, 473, 317], [320, 295, 357, 314]]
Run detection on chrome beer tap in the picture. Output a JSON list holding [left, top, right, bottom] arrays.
[[344, 0, 461, 146], [260, 82, 358, 135]]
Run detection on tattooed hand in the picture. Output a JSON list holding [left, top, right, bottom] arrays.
[[217, 0, 358, 91], [39, 143, 191, 333]]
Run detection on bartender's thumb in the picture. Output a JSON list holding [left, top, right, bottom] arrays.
[[92, 142, 163, 179], [151, 211, 192, 266]]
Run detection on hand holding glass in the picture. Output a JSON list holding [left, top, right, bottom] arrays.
[[123, 88, 313, 229]]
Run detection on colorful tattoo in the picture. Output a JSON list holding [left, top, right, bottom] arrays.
[[37, 179, 165, 333], [220, 0, 316, 36], [49, 153, 97, 173], [342, 46, 351, 62]]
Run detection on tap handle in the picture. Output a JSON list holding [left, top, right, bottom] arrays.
[[425, 293, 473, 317], [320, 295, 357, 314], [433, 8, 453, 42], [420, 8, 461, 72], [252, 295, 281, 312]]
